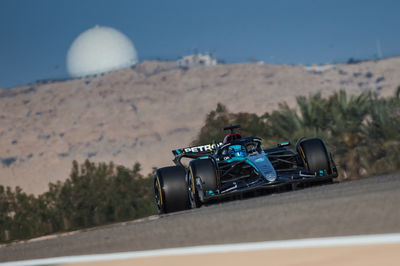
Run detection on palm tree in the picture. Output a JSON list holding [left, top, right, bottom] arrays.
[[323, 91, 372, 179], [360, 90, 400, 174]]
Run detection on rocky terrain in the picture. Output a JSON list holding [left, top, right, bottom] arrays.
[[1, 57, 399, 194]]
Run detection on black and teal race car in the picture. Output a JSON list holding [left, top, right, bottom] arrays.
[[154, 125, 338, 213]]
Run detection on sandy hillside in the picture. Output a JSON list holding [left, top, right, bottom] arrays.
[[1, 57, 399, 194]]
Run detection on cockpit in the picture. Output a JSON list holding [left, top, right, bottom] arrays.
[[227, 145, 247, 158], [219, 140, 261, 160]]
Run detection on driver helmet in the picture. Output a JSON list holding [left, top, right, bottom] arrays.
[[228, 145, 246, 157], [223, 133, 242, 144]]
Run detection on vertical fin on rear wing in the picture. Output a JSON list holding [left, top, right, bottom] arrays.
[[172, 149, 183, 157]]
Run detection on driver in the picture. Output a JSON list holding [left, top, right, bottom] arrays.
[[228, 145, 247, 158]]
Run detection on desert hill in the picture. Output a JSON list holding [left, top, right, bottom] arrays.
[[1, 57, 399, 194]]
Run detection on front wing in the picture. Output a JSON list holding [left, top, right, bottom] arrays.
[[201, 172, 336, 202]]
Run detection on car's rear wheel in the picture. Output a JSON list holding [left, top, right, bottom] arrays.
[[188, 159, 218, 208], [297, 138, 331, 174], [154, 166, 190, 214]]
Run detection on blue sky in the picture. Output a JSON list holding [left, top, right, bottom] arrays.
[[0, 0, 399, 88]]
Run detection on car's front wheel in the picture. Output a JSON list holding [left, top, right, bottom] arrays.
[[188, 159, 218, 209], [297, 138, 331, 174]]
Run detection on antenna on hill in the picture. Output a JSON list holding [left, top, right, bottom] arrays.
[[209, 49, 216, 59], [376, 39, 383, 59]]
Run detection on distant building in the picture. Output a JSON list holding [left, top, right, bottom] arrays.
[[303, 64, 336, 74], [177, 53, 217, 68]]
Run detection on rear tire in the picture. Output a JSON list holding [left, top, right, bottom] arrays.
[[188, 159, 218, 208], [154, 166, 189, 214], [297, 138, 331, 173]]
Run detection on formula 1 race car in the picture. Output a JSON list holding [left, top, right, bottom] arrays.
[[154, 125, 338, 213]]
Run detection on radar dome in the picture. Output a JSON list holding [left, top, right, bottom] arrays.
[[67, 26, 138, 78]]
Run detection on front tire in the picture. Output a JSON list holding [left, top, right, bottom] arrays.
[[154, 166, 189, 214], [297, 138, 331, 173], [188, 159, 218, 209]]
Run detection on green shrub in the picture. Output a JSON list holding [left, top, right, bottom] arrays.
[[0, 161, 156, 243]]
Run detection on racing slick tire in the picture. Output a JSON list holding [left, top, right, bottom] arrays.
[[154, 166, 189, 214], [188, 159, 218, 208], [297, 138, 331, 173]]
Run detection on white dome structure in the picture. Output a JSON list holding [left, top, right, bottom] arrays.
[[67, 26, 138, 78]]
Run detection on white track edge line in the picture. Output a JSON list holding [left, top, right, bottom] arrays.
[[2, 233, 400, 266]]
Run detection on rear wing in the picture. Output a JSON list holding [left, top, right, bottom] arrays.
[[172, 142, 223, 157]]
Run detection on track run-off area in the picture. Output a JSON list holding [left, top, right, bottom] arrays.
[[1, 173, 400, 264]]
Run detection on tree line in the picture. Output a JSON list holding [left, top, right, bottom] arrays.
[[193, 88, 400, 179], [0, 160, 157, 242]]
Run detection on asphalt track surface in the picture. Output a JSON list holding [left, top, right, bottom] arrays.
[[1, 173, 400, 262]]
